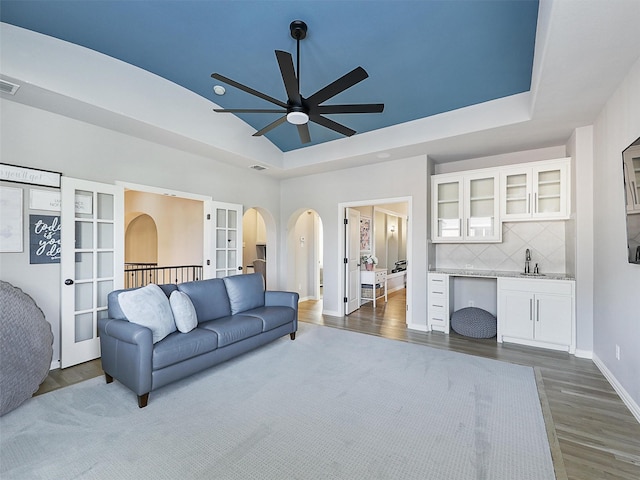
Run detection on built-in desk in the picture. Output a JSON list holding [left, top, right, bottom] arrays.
[[361, 268, 387, 307], [428, 269, 576, 354]]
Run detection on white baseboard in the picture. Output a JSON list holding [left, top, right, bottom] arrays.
[[593, 353, 640, 424], [50, 359, 60, 370], [322, 309, 341, 317], [574, 348, 593, 359], [407, 323, 428, 332]]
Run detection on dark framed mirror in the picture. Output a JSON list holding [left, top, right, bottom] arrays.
[[622, 137, 640, 264]]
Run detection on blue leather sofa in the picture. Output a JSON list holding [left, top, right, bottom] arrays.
[[98, 273, 298, 407]]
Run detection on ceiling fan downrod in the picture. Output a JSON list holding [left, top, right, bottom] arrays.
[[289, 20, 307, 93]]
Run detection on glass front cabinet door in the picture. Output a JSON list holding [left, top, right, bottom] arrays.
[[433, 177, 463, 241], [432, 172, 500, 243], [501, 158, 570, 221]]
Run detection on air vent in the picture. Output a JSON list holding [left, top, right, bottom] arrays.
[[249, 165, 268, 171], [0, 80, 20, 96]]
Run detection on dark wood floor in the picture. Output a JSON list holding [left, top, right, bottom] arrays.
[[38, 289, 640, 480]]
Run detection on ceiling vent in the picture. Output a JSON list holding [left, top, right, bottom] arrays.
[[249, 165, 268, 171], [0, 80, 20, 96]]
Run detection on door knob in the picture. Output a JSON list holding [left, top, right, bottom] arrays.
[[238, 266, 243, 271], [64, 279, 74, 285]]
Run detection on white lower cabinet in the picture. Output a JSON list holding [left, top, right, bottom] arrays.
[[497, 278, 575, 353], [427, 273, 451, 333]]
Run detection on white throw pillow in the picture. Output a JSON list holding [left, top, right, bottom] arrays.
[[118, 284, 176, 343], [169, 290, 198, 333]]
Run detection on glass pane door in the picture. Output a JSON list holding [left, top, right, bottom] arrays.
[[206, 201, 242, 279], [436, 181, 461, 239], [535, 169, 562, 214], [504, 172, 529, 216], [61, 178, 123, 368], [467, 176, 495, 238]]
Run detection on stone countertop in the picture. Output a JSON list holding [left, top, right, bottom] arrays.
[[428, 268, 575, 281]]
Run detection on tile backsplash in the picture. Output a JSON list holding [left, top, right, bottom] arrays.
[[435, 222, 567, 274]]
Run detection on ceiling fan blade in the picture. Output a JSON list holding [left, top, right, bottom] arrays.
[[214, 108, 286, 113], [252, 115, 288, 137], [275, 50, 301, 105], [309, 114, 356, 137], [211, 73, 288, 108], [306, 66, 369, 106], [297, 124, 311, 144], [313, 104, 385, 114]]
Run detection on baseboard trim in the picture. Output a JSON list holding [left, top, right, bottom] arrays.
[[407, 323, 428, 332], [593, 353, 640, 424], [574, 348, 593, 359], [322, 309, 341, 317], [50, 359, 60, 371]]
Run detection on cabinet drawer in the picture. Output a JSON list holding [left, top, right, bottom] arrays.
[[375, 271, 386, 283], [498, 278, 573, 296], [428, 274, 447, 288], [428, 312, 447, 326]]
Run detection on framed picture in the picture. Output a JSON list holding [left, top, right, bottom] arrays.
[[0, 163, 61, 188], [29, 214, 61, 264], [360, 216, 371, 251], [29, 189, 61, 211], [0, 186, 24, 252]]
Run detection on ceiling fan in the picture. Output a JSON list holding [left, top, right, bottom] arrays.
[[211, 20, 384, 144]]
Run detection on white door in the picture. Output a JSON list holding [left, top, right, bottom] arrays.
[[60, 178, 124, 368], [345, 207, 361, 314], [203, 201, 243, 279], [534, 294, 572, 345]]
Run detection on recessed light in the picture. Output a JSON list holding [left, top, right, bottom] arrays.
[[213, 85, 226, 95]]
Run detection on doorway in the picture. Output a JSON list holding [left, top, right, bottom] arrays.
[[340, 197, 411, 324], [286, 209, 323, 301]]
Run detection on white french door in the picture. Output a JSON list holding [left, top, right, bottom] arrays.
[[60, 178, 124, 368], [203, 201, 243, 279], [345, 207, 361, 315]]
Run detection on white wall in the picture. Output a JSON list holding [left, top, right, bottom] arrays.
[[592, 56, 640, 412], [280, 155, 428, 329], [0, 99, 282, 367], [566, 126, 595, 356], [125, 191, 203, 266]]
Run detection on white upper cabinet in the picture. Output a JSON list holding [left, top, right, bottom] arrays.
[[623, 145, 640, 212], [500, 158, 570, 221], [432, 171, 500, 243]]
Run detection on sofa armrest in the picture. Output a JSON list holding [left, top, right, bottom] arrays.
[[265, 291, 299, 311], [98, 318, 153, 396]]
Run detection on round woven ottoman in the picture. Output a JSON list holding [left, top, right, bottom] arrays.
[[0, 281, 53, 416], [450, 307, 497, 339]]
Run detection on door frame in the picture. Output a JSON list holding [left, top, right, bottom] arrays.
[[115, 181, 213, 276], [337, 196, 412, 324]]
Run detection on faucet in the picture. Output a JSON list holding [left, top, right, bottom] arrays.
[[525, 249, 531, 273]]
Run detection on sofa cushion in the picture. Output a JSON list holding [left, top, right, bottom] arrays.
[[169, 291, 198, 333], [198, 315, 262, 347], [178, 279, 231, 322], [152, 328, 218, 370], [223, 273, 265, 315], [242, 306, 295, 332], [118, 284, 176, 343], [108, 284, 177, 321]]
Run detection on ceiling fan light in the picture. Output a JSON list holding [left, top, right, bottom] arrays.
[[287, 111, 309, 125]]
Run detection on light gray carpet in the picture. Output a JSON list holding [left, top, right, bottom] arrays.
[[0, 323, 556, 480]]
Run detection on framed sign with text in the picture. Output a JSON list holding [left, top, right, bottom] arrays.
[[29, 214, 61, 264], [1, 163, 61, 188]]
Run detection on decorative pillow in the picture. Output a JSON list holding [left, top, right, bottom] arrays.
[[169, 290, 198, 333], [118, 284, 176, 343]]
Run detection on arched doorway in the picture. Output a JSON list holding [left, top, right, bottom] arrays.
[[286, 209, 323, 301], [242, 207, 277, 288], [125, 213, 158, 264]]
